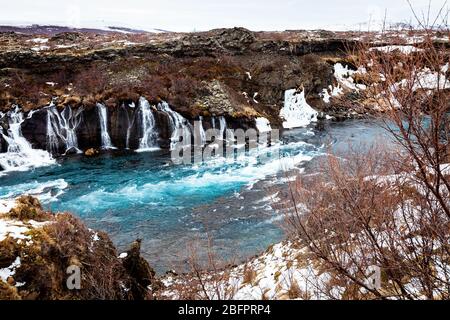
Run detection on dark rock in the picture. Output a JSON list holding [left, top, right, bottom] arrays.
[[110, 104, 140, 150], [21, 109, 48, 151], [76, 107, 101, 151], [65, 146, 79, 155], [0, 238, 17, 269], [215, 27, 256, 53], [84, 148, 99, 157], [122, 239, 162, 299], [154, 111, 172, 149], [50, 32, 83, 42], [0, 128, 6, 153]]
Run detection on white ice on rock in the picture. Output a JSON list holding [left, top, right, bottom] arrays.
[[333, 63, 367, 91], [279, 89, 318, 129], [0, 216, 30, 242], [413, 66, 450, 90], [320, 63, 366, 104], [255, 117, 272, 133], [320, 85, 343, 103]]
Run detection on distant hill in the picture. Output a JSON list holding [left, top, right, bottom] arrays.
[[0, 24, 170, 35]]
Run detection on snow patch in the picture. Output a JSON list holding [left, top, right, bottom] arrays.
[[27, 38, 48, 44], [0, 218, 30, 242], [334, 63, 366, 91], [0, 199, 16, 214], [0, 257, 21, 283], [370, 45, 423, 54], [31, 46, 50, 52], [118, 252, 128, 259]]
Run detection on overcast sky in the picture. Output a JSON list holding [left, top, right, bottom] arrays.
[[0, 0, 448, 32]]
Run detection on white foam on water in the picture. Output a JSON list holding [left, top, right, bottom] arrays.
[[0, 107, 55, 174], [0, 179, 68, 204], [280, 89, 318, 129], [70, 140, 319, 211]]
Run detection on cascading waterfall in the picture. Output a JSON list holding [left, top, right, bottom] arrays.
[[46, 105, 83, 154], [124, 104, 135, 150], [0, 106, 55, 173], [157, 101, 192, 150], [137, 97, 159, 151], [219, 116, 226, 139], [197, 116, 206, 145], [96, 103, 114, 149], [218, 116, 234, 142], [211, 116, 216, 130]]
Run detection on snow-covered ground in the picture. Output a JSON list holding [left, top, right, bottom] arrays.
[[370, 45, 423, 54], [0, 199, 49, 243], [161, 240, 336, 300]]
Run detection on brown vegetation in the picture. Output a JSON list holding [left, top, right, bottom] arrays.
[[0, 197, 159, 300], [281, 14, 449, 299]]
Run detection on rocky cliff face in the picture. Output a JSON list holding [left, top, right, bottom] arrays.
[[0, 27, 355, 155], [2, 27, 441, 156]]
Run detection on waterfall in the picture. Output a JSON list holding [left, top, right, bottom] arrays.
[[211, 116, 216, 129], [124, 105, 135, 150], [197, 116, 206, 145], [96, 103, 114, 149], [218, 116, 234, 142], [157, 101, 192, 150], [137, 97, 159, 151], [46, 105, 83, 154], [218, 116, 226, 139], [0, 106, 55, 173]]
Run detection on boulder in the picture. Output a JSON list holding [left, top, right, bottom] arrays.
[[122, 239, 162, 299], [84, 148, 99, 157]]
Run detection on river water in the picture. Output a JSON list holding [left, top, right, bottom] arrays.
[[0, 119, 390, 272]]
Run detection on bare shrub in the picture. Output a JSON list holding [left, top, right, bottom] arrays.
[[73, 64, 109, 96], [282, 8, 449, 299], [242, 264, 257, 285], [283, 143, 449, 299]]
